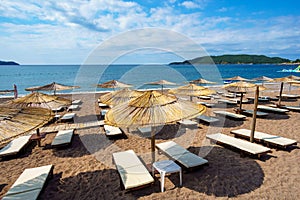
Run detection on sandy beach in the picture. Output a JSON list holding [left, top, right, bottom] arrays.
[[0, 86, 299, 200]]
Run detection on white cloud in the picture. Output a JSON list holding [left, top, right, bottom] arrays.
[[180, 1, 201, 9]]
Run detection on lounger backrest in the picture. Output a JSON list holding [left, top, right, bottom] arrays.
[[3, 164, 53, 200], [51, 129, 74, 147], [0, 135, 31, 157]]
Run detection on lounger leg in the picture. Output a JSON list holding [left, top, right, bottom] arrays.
[[160, 172, 165, 192], [179, 169, 182, 187]]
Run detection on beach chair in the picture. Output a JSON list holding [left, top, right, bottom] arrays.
[[257, 105, 289, 114], [198, 96, 211, 100], [59, 113, 76, 123], [72, 99, 82, 104], [112, 150, 154, 190], [104, 125, 123, 138], [230, 129, 297, 149], [241, 110, 268, 117], [177, 119, 198, 128], [222, 93, 236, 98], [51, 129, 75, 148], [197, 101, 215, 108], [277, 94, 299, 100], [2, 164, 54, 200], [67, 104, 79, 111], [270, 105, 300, 112], [51, 106, 66, 112], [196, 115, 220, 124], [213, 110, 246, 120], [98, 103, 110, 108], [156, 141, 208, 170], [206, 133, 271, 159], [217, 99, 237, 107], [0, 135, 32, 158]]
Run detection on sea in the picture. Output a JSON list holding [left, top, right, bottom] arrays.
[[0, 64, 299, 97]]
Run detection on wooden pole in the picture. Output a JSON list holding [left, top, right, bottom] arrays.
[[239, 93, 243, 111], [36, 128, 41, 147], [278, 82, 284, 106], [151, 127, 155, 164], [250, 86, 259, 143]]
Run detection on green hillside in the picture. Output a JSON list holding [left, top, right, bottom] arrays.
[[169, 54, 292, 65]]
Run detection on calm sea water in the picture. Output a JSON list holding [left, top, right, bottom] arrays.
[[0, 64, 298, 96]]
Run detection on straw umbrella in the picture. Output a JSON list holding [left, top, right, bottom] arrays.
[[0, 106, 54, 145], [6, 92, 71, 110], [169, 83, 215, 101], [26, 82, 79, 95], [146, 79, 176, 93], [252, 76, 273, 86], [223, 81, 265, 111], [268, 77, 295, 106], [105, 90, 206, 163], [97, 80, 132, 90], [189, 78, 216, 85], [99, 88, 143, 106], [224, 76, 250, 82]]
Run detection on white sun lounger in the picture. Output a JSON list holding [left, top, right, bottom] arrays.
[[241, 110, 268, 117], [230, 129, 297, 149], [67, 104, 79, 111], [0, 135, 32, 158], [60, 113, 76, 122], [3, 164, 54, 200], [197, 102, 215, 108], [72, 99, 81, 104], [206, 133, 271, 158], [270, 105, 300, 112], [257, 105, 289, 114], [156, 141, 208, 170], [196, 115, 220, 124], [177, 119, 198, 127], [213, 111, 246, 120], [104, 125, 123, 137], [112, 150, 154, 190], [51, 129, 74, 147]]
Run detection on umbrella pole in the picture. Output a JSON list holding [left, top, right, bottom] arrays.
[[239, 93, 243, 111], [151, 127, 155, 164], [278, 82, 284, 106], [250, 86, 259, 143], [36, 128, 41, 147]]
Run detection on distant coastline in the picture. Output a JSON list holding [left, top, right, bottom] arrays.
[[0, 60, 19, 65], [169, 54, 300, 65]]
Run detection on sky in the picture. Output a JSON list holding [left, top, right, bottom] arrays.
[[0, 0, 300, 64]]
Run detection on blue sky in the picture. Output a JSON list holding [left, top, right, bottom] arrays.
[[0, 0, 299, 64]]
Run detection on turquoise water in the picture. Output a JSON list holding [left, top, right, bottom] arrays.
[[0, 64, 298, 96]]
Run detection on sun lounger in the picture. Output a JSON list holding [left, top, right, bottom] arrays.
[[222, 93, 236, 98], [67, 104, 79, 111], [72, 99, 81, 104], [241, 110, 268, 117], [217, 99, 237, 106], [213, 110, 246, 120], [206, 133, 271, 158], [138, 126, 151, 134], [277, 94, 299, 100], [196, 115, 219, 124], [104, 125, 123, 137], [270, 105, 300, 112], [198, 96, 211, 100], [0, 135, 32, 158], [231, 98, 250, 104], [257, 105, 289, 114], [2, 164, 54, 200], [51, 106, 66, 112], [156, 141, 208, 170], [197, 102, 215, 108], [60, 113, 76, 122], [112, 150, 154, 190], [247, 96, 270, 102], [51, 129, 74, 147], [230, 129, 297, 149], [177, 119, 198, 127], [98, 103, 109, 108]]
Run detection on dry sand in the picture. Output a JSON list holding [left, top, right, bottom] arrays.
[[0, 88, 299, 200]]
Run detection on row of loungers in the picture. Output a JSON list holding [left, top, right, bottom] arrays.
[[113, 141, 208, 191], [0, 129, 75, 158]]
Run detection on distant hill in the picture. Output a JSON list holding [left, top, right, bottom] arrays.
[[169, 54, 292, 65], [0, 60, 20, 65]]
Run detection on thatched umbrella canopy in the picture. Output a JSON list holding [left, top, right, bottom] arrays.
[[5, 92, 71, 110], [97, 80, 132, 90], [223, 81, 266, 111], [105, 90, 206, 163], [26, 82, 79, 95], [268, 77, 295, 105], [224, 76, 250, 82], [0, 106, 54, 144], [189, 78, 216, 85], [252, 76, 273, 86], [146, 79, 176, 93], [169, 84, 215, 100], [99, 88, 143, 106]]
